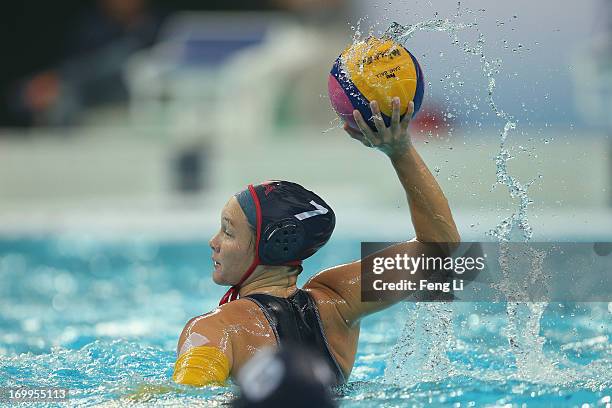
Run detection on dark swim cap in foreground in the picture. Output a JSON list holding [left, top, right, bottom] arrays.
[[232, 346, 337, 408], [220, 180, 335, 305]]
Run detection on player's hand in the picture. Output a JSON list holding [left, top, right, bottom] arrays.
[[343, 97, 414, 158]]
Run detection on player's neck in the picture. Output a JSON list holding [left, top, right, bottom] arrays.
[[239, 266, 298, 298]]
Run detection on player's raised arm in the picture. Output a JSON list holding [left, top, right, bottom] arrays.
[[306, 98, 460, 325]]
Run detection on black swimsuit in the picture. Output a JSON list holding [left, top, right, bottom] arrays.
[[244, 289, 346, 384]]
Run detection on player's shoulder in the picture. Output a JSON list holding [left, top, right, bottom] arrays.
[[184, 298, 259, 330], [217, 297, 261, 321]]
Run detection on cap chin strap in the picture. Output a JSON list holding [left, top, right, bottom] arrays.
[[219, 184, 303, 306], [218, 259, 259, 305]]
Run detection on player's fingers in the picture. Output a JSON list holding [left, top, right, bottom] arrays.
[[369, 101, 388, 139], [400, 101, 415, 131], [353, 110, 376, 144], [344, 123, 371, 146], [391, 97, 401, 130]]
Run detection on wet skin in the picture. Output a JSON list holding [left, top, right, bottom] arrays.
[[176, 98, 460, 381]]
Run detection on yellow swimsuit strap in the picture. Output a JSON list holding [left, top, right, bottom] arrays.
[[172, 346, 230, 386]]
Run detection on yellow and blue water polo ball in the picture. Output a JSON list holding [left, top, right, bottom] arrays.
[[328, 36, 424, 131]]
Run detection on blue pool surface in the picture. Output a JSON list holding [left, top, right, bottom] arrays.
[[0, 236, 610, 407]]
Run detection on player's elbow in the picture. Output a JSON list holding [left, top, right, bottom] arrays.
[[449, 229, 461, 244]]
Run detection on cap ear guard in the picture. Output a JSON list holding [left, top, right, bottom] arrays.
[[260, 219, 305, 265]]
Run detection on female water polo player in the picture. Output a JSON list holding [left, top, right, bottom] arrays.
[[173, 98, 460, 386]]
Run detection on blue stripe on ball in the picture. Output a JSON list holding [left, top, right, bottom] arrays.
[[330, 58, 390, 132], [406, 49, 425, 116]]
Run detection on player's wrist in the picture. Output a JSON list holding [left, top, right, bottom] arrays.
[[386, 140, 414, 161]]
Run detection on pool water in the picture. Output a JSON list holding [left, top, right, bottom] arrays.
[[0, 236, 610, 407]]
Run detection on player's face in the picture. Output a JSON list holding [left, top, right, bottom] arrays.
[[209, 197, 256, 285]]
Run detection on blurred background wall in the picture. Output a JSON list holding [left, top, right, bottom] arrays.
[[0, 0, 610, 240]]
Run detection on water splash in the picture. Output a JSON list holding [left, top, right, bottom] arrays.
[[495, 244, 559, 382], [376, 4, 605, 393], [384, 12, 535, 242], [384, 303, 456, 386], [0, 339, 236, 405]]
